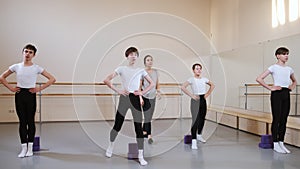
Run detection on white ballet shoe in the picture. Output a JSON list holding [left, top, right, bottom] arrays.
[[138, 149, 148, 166], [25, 142, 33, 157], [279, 142, 291, 154], [18, 143, 27, 158], [191, 139, 198, 150], [105, 142, 114, 158], [197, 134, 206, 143], [273, 142, 286, 154]]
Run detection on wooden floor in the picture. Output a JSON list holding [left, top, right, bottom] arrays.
[[0, 119, 300, 169]]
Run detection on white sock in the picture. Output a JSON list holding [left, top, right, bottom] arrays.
[[197, 134, 206, 143], [138, 149, 148, 166], [25, 142, 33, 157], [279, 142, 291, 154], [105, 142, 114, 158], [191, 139, 198, 149], [18, 143, 28, 158], [273, 142, 286, 154]]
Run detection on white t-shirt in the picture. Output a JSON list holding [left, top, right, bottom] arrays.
[[187, 77, 209, 95], [268, 64, 294, 88], [9, 62, 44, 88], [115, 66, 148, 93]]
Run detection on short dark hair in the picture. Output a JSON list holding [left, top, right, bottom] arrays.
[[143, 55, 153, 65], [125, 47, 139, 57], [275, 47, 289, 56], [192, 63, 202, 70], [23, 44, 37, 55]]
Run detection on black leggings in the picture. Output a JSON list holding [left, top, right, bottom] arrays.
[[110, 93, 144, 149], [270, 88, 290, 142], [142, 97, 156, 135], [15, 89, 36, 144], [190, 95, 207, 139]]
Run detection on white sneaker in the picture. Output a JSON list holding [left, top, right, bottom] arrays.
[[279, 142, 291, 154], [139, 157, 148, 166], [18, 144, 27, 158], [25, 142, 33, 157], [25, 150, 33, 157], [105, 142, 114, 158], [191, 139, 198, 150], [273, 142, 286, 154], [197, 134, 206, 143], [138, 150, 148, 166]]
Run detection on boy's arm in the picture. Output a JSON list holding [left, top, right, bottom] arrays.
[[181, 81, 198, 100], [30, 70, 56, 93], [0, 69, 19, 92], [103, 72, 119, 93], [256, 69, 281, 91], [289, 73, 297, 91], [104, 72, 129, 96], [205, 81, 215, 99]]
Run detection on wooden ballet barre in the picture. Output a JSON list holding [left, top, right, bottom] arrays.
[[163, 93, 182, 96], [6, 82, 181, 86], [35, 93, 182, 96], [0, 93, 182, 97], [244, 83, 299, 111], [245, 93, 298, 96], [0, 93, 14, 96], [0, 93, 113, 97], [51, 82, 105, 86], [159, 83, 182, 86], [244, 93, 270, 96], [41, 93, 182, 97], [1, 82, 183, 97], [245, 83, 300, 88], [244, 83, 273, 87], [6, 82, 105, 85], [41, 93, 113, 97], [6, 82, 106, 86]]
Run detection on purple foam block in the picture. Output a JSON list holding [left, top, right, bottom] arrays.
[[33, 145, 40, 151], [259, 143, 273, 149], [258, 135, 273, 149], [184, 135, 192, 144], [127, 153, 138, 159], [128, 143, 138, 154], [260, 135, 273, 144], [33, 136, 40, 146]]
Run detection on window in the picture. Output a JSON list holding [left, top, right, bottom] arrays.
[[272, 0, 299, 28], [289, 0, 299, 21]]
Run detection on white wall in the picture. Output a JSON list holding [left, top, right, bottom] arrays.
[[2, 0, 300, 122], [210, 0, 300, 115], [211, 0, 300, 53], [0, 0, 212, 122]]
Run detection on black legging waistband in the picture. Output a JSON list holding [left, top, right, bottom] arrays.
[[19, 88, 30, 91], [281, 87, 291, 91]]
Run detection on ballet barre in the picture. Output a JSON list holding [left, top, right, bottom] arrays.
[[5, 82, 181, 86], [0, 93, 182, 97], [0, 82, 184, 151], [0, 82, 184, 121], [244, 83, 299, 116]]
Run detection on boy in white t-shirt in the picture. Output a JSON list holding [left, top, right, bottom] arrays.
[[256, 47, 297, 154], [0, 44, 56, 158], [103, 47, 154, 165], [181, 63, 214, 150]]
